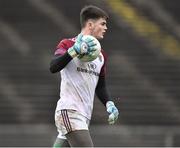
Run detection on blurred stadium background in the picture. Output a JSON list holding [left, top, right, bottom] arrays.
[[0, 0, 180, 146]]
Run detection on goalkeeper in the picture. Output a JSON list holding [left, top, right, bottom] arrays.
[[50, 5, 119, 147]]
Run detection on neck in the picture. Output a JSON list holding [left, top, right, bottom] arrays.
[[81, 28, 93, 36]]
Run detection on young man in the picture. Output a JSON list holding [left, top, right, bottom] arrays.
[[50, 5, 119, 147]]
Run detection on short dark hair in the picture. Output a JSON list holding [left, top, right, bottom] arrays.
[[80, 5, 109, 28]]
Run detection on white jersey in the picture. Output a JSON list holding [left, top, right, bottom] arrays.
[[54, 38, 107, 120]]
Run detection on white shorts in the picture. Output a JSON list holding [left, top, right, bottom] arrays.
[[55, 109, 90, 139]]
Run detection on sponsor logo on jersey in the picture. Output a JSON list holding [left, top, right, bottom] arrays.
[[77, 67, 99, 76]]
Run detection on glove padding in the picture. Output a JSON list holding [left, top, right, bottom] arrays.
[[68, 34, 97, 58], [106, 101, 119, 125]]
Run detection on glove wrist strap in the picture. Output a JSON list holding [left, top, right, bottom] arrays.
[[68, 47, 78, 58], [106, 101, 115, 109]]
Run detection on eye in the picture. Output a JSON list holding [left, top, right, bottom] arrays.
[[101, 22, 106, 26]]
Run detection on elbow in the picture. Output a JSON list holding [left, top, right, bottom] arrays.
[[49, 63, 58, 73], [49, 66, 56, 73], [49, 58, 64, 73]]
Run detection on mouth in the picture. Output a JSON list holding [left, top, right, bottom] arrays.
[[102, 32, 106, 36]]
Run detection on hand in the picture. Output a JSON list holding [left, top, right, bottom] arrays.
[[82, 37, 97, 55], [106, 101, 119, 125], [68, 34, 97, 58]]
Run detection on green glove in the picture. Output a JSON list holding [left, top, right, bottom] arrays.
[[68, 34, 97, 58], [106, 101, 119, 125]]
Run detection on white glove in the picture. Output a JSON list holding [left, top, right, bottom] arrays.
[[106, 101, 119, 125]]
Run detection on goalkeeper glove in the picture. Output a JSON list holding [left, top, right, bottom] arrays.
[[106, 101, 119, 125], [68, 34, 97, 58]]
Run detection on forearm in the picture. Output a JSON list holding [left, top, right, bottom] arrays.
[[50, 52, 72, 73], [95, 76, 111, 106], [96, 76, 119, 124]]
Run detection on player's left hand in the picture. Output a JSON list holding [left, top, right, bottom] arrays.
[[106, 101, 119, 125]]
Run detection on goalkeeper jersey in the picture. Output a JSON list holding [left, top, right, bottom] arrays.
[[54, 37, 107, 120]]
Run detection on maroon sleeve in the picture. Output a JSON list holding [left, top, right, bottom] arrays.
[[50, 38, 74, 73], [54, 39, 74, 56], [99, 49, 108, 77]]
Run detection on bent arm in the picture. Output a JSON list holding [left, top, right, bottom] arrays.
[[49, 52, 72, 73]]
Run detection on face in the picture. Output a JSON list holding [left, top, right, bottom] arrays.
[[89, 18, 107, 39]]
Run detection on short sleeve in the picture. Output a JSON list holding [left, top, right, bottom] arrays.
[[54, 39, 74, 56]]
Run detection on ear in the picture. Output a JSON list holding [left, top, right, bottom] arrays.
[[87, 20, 94, 30]]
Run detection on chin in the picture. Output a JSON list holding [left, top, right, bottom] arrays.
[[97, 36, 103, 40]]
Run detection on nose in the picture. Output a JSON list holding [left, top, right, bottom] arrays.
[[105, 25, 107, 30]]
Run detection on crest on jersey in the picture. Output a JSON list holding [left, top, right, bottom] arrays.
[[98, 54, 102, 62], [88, 63, 97, 70]]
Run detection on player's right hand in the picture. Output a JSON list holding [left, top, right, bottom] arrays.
[[68, 33, 84, 58], [68, 34, 97, 58]]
